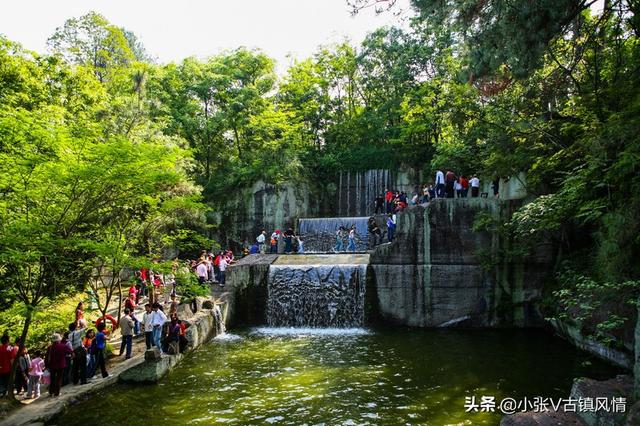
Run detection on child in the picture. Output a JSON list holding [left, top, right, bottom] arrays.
[[15, 346, 30, 395], [26, 350, 44, 398]]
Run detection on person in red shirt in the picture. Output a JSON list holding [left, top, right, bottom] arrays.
[[0, 334, 16, 396], [459, 175, 470, 198], [385, 189, 394, 214]]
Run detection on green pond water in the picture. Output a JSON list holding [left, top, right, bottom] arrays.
[[56, 327, 622, 426]]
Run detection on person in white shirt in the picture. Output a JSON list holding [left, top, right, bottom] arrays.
[[256, 230, 267, 254], [151, 303, 167, 351], [218, 256, 228, 287], [454, 180, 463, 198], [470, 175, 480, 197], [142, 303, 154, 350], [196, 261, 207, 284], [435, 170, 445, 198]]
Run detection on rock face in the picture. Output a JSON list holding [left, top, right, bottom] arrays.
[[368, 198, 552, 327], [213, 180, 324, 250]]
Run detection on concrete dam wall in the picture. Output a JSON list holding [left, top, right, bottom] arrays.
[[226, 198, 552, 328]]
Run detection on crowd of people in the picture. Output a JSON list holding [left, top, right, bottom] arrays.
[[191, 249, 235, 287], [0, 260, 211, 400], [248, 228, 304, 255]]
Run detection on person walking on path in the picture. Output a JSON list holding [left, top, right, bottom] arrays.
[[470, 175, 480, 197], [68, 322, 87, 385], [119, 308, 135, 359], [93, 324, 109, 379], [45, 333, 73, 397], [26, 350, 44, 399], [347, 226, 357, 252], [435, 170, 445, 198], [334, 226, 345, 252], [296, 236, 305, 253], [151, 303, 167, 352]]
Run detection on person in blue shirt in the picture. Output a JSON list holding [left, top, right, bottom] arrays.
[[386, 214, 396, 243], [93, 323, 109, 378]]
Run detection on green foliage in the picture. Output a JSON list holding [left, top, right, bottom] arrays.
[[175, 270, 210, 299], [552, 265, 640, 346]]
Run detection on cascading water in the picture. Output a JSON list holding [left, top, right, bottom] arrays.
[[266, 255, 368, 328], [298, 217, 370, 252], [337, 169, 391, 217]]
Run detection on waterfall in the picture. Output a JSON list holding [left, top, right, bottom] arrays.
[[336, 169, 392, 216], [298, 217, 370, 252], [267, 262, 367, 327]]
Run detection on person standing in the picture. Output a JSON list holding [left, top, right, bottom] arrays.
[[142, 304, 154, 350], [45, 333, 73, 397], [296, 236, 305, 253], [218, 255, 228, 287], [257, 230, 267, 254], [69, 322, 87, 385], [118, 308, 134, 360], [334, 226, 345, 252], [196, 260, 208, 284], [374, 194, 384, 214], [445, 170, 457, 198], [385, 189, 394, 213], [492, 177, 500, 198], [26, 350, 44, 399], [151, 303, 167, 352], [14, 346, 30, 395], [470, 175, 480, 197], [368, 217, 381, 247], [459, 175, 470, 198], [435, 170, 445, 198], [386, 214, 396, 243], [283, 228, 294, 254], [347, 226, 357, 252], [93, 324, 109, 379], [75, 302, 86, 329], [454, 179, 463, 198], [0, 334, 15, 396]]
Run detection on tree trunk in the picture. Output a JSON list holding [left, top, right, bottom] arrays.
[[5, 307, 33, 402]]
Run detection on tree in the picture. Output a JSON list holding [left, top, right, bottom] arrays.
[[47, 11, 136, 83]]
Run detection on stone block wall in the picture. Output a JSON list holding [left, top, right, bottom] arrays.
[[368, 198, 552, 328]]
